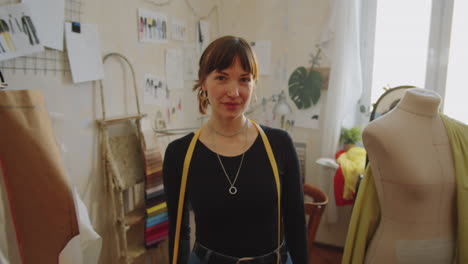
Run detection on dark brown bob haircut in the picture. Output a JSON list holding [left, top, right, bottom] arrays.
[[193, 35, 259, 114]]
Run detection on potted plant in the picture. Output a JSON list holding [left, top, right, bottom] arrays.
[[340, 127, 362, 151]]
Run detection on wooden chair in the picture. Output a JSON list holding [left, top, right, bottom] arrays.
[[303, 183, 329, 263]]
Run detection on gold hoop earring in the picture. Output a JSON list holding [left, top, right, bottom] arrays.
[[198, 89, 207, 98], [199, 90, 209, 104]]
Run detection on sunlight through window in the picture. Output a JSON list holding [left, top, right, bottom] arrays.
[[444, 0, 468, 123], [371, 0, 432, 104]]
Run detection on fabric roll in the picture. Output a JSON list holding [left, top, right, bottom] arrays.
[[0, 90, 79, 264]]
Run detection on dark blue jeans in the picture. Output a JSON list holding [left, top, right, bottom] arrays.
[[188, 252, 293, 264]]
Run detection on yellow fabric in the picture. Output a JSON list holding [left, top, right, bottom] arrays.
[[337, 147, 366, 200], [172, 120, 282, 264], [147, 207, 167, 218], [341, 166, 380, 264], [146, 202, 167, 215], [441, 115, 468, 264], [342, 115, 468, 264]]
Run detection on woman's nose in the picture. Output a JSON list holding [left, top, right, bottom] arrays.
[[226, 82, 240, 97]]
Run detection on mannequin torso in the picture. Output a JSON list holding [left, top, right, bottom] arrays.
[[362, 88, 456, 264]]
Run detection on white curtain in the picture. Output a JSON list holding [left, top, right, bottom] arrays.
[[319, 0, 364, 223]]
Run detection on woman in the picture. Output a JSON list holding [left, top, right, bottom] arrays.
[[163, 35, 308, 264]]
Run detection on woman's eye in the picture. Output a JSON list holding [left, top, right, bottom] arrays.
[[241, 77, 251, 83], [215, 76, 226, 81]]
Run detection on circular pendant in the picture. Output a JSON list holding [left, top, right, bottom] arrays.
[[229, 186, 238, 195]]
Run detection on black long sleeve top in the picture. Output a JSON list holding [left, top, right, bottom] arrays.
[[163, 126, 308, 264]]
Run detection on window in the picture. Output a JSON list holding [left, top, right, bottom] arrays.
[[364, 0, 466, 124], [370, 0, 432, 104], [444, 0, 468, 124]]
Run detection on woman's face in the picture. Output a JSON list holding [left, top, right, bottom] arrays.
[[202, 57, 255, 120]]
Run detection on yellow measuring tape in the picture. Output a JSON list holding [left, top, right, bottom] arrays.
[[172, 119, 281, 264]]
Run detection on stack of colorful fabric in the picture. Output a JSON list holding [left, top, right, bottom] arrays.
[[143, 147, 169, 247], [145, 201, 168, 246]]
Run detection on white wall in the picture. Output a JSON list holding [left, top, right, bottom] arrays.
[[2, 0, 217, 263]]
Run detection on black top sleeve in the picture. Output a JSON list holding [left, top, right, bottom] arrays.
[[163, 137, 192, 264]]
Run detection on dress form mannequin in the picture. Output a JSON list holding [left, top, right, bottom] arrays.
[[362, 88, 456, 263]]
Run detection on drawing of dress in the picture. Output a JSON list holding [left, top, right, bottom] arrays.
[[147, 18, 152, 39], [139, 17, 144, 40], [13, 15, 22, 33], [143, 17, 148, 38], [21, 14, 40, 45], [8, 17, 14, 34], [156, 18, 161, 39], [0, 23, 5, 53], [10, 14, 22, 34], [0, 19, 15, 51], [162, 20, 166, 40], [152, 19, 157, 40]]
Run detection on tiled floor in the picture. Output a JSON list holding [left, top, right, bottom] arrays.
[[310, 244, 343, 264]]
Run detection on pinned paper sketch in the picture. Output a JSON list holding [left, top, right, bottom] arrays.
[[143, 73, 169, 106], [198, 20, 210, 53], [138, 9, 168, 43], [252, 40, 272, 75], [166, 48, 183, 90], [0, 3, 44, 61], [183, 43, 199, 80], [171, 18, 187, 41], [65, 22, 104, 83], [165, 96, 185, 127], [23, 0, 65, 50]]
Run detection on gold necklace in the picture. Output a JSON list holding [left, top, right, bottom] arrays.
[[209, 118, 248, 137], [212, 121, 248, 195]]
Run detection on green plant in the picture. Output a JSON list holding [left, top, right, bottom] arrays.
[[340, 127, 362, 145], [288, 47, 323, 110]]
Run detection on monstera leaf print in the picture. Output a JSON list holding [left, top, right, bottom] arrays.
[[288, 67, 322, 110]]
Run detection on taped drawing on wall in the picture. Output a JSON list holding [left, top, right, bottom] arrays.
[[166, 48, 183, 90], [138, 8, 168, 43], [252, 40, 272, 76], [0, 3, 44, 61], [165, 96, 184, 126], [171, 18, 186, 41], [183, 43, 199, 80], [23, 0, 65, 51], [198, 20, 210, 53], [143, 73, 169, 106], [65, 22, 104, 83]]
